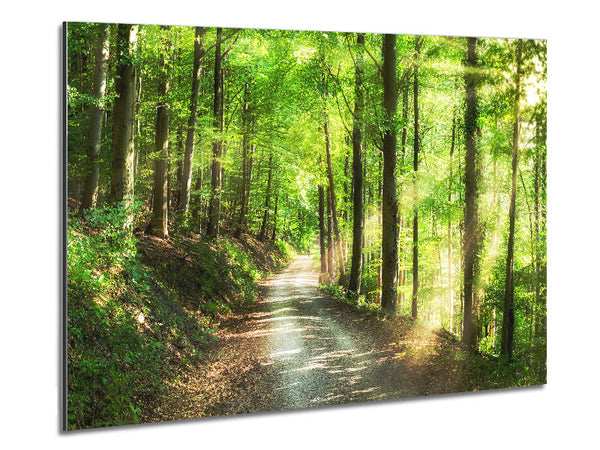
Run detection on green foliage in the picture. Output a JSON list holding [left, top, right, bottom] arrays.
[[67, 204, 215, 429], [320, 282, 382, 316], [274, 239, 293, 261]]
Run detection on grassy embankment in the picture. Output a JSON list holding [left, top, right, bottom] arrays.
[[66, 204, 291, 429]]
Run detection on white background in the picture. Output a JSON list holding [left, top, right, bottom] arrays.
[[1, 0, 598, 448]]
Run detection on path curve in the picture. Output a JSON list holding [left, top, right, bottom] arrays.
[[260, 255, 418, 410], [147, 255, 458, 422]]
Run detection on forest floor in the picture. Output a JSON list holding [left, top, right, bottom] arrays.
[[145, 255, 473, 423]]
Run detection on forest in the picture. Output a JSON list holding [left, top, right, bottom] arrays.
[[66, 22, 546, 429]]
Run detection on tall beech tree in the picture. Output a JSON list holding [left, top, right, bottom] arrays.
[[347, 32, 365, 299], [501, 40, 523, 360], [381, 33, 399, 313], [462, 36, 479, 346], [324, 118, 345, 283], [110, 24, 139, 224], [235, 81, 253, 238], [151, 26, 171, 238], [207, 27, 224, 237], [81, 23, 110, 210], [318, 170, 328, 281], [259, 152, 274, 241], [447, 110, 456, 332], [411, 36, 422, 320], [179, 27, 207, 214]]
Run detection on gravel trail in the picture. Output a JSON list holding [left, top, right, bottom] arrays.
[[258, 255, 420, 410], [148, 255, 457, 422]]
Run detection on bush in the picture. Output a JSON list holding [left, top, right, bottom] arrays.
[[67, 204, 214, 429]]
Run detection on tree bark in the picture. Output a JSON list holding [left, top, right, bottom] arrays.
[[327, 186, 334, 280], [180, 27, 207, 214], [259, 152, 273, 241], [448, 111, 456, 332], [110, 24, 138, 225], [462, 37, 479, 347], [324, 119, 346, 284], [381, 34, 399, 313], [235, 82, 252, 238], [81, 23, 110, 210], [271, 189, 279, 241], [347, 32, 365, 299], [411, 37, 422, 320], [207, 28, 224, 237], [151, 26, 171, 238], [501, 40, 523, 360], [319, 179, 328, 281]]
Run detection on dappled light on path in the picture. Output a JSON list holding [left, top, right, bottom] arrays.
[[259, 256, 418, 409]]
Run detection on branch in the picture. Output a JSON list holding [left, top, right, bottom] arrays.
[[364, 46, 383, 75], [334, 94, 352, 136], [323, 60, 355, 120], [221, 29, 242, 59]]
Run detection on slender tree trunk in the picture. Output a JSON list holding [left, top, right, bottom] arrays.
[[534, 111, 547, 339], [271, 189, 279, 241], [259, 153, 273, 241], [324, 119, 346, 284], [133, 73, 142, 179], [347, 32, 365, 299], [376, 157, 382, 305], [411, 37, 422, 319], [173, 125, 184, 210], [247, 142, 255, 222], [110, 24, 138, 226], [235, 83, 251, 238], [327, 187, 334, 280], [381, 33, 399, 313], [501, 40, 523, 360], [81, 23, 110, 210], [207, 28, 224, 237], [343, 150, 349, 223], [180, 27, 207, 214], [448, 111, 456, 332], [462, 36, 479, 347], [398, 80, 410, 305], [361, 161, 367, 277], [319, 180, 328, 281], [151, 26, 171, 238]]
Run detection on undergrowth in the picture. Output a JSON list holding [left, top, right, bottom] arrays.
[[66, 204, 287, 430], [320, 280, 546, 392]]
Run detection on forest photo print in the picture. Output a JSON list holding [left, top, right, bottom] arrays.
[[65, 22, 546, 430]]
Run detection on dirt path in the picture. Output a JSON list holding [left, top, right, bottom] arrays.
[[261, 255, 420, 409], [146, 255, 462, 422]]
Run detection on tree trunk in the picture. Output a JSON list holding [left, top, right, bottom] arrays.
[[173, 125, 184, 210], [207, 28, 224, 237], [180, 27, 207, 214], [259, 153, 273, 241], [81, 23, 110, 210], [347, 32, 365, 299], [501, 40, 523, 360], [319, 180, 328, 281], [411, 37, 422, 319], [235, 83, 251, 238], [462, 36, 479, 347], [448, 111, 456, 332], [381, 34, 399, 313], [151, 26, 171, 238], [327, 187, 334, 280], [324, 118, 346, 284], [110, 24, 138, 226], [271, 189, 279, 241]]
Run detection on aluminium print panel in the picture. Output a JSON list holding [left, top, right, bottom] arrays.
[[64, 21, 547, 430]]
